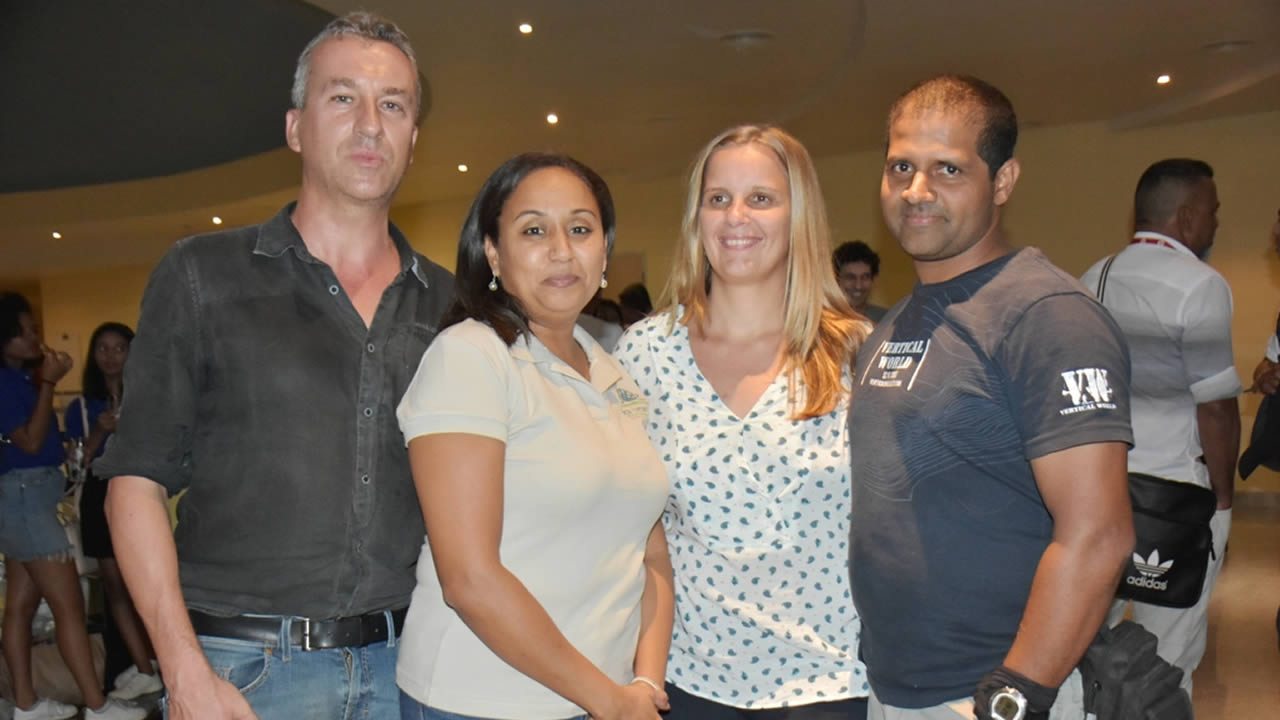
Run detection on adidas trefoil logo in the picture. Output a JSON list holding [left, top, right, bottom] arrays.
[[1126, 549, 1173, 591]]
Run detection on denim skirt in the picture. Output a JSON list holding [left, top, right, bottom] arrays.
[[0, 466, 72, 562]]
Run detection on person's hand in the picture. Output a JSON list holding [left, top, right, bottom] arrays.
[[167, 670, 258, 720], [95, 410, 119, 434], [38, 346, 73, 383], [590, 683, 663, 720], [629, 678, 669, 712], [1255, 358, 1280, 396]]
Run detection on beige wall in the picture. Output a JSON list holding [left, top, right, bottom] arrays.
[[22, 110, 1280, 491]]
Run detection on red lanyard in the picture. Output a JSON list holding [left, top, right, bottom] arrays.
[[1130, 236, 1178, 250]]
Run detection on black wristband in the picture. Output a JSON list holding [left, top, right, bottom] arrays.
[[973, 665, 1057, 719]]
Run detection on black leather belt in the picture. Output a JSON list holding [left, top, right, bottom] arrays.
[[189, 607, 407, 651]]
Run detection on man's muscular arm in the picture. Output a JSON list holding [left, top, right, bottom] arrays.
[[999, 442, 1133, 695]]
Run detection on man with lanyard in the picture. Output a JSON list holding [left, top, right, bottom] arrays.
[[96, 11, 453, 720], [849, 74, 1135, 720], [1081, 158, 1240, 698]]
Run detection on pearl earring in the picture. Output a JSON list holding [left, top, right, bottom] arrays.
[[488, 275, 498, 291], [600, 275, 608, 289]]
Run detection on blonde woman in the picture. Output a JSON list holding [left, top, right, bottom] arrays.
[[615, 125, 870, 719]]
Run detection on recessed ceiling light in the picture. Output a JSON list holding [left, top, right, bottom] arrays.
[[51, 231, 62, 239], [518, 23, 533, 35], [212, 216, 223, 225], [546, 113, 559, 125], [1156, 74, 1172, 85], [457, 164, 469, 173]]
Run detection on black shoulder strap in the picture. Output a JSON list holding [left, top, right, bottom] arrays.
[[1095, 254, 1118, 303]]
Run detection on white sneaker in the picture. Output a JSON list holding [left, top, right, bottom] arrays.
[[13, 697, 76, 720], [84, 698, 147, 720], [111, 661, 159, 691], [108, 667, 164, 700]]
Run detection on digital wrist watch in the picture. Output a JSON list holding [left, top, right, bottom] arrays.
[[990, 686, 1027, 720]]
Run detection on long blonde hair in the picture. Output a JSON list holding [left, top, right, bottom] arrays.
[[657, 124, 867, 419]]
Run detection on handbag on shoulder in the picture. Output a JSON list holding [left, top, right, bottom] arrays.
[[1115, 472, 1216, 608]]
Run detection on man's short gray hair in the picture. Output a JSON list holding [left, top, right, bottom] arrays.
[[291, 11, 423, 123]]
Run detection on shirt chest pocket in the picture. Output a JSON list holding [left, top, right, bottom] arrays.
[[387, 322, 440, 388]]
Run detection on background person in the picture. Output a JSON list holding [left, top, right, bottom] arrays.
[[64, 322, 162, 700], [0, 293, 145, 720], [395, 152, 673, 720], [1082, 159, 1240, 698], [616, 124, 871, 719], [833, 241, 887, 323]]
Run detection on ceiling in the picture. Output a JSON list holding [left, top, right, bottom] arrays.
[[3, 0, 1279, 280]]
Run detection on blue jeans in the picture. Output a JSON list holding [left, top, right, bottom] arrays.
[[164, 612, 399, 720], [398, 691, 587, 720]]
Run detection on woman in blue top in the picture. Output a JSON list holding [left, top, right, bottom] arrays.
[[66, 322, 161, 700], [1, 293, 146, 719]]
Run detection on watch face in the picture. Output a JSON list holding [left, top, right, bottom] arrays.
[[991, 689, 1026, 720]]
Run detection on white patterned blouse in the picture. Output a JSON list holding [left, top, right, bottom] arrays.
[[615, 312, 868, 708]]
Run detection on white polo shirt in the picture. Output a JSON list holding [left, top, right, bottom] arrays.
[[1081, 232, 1242, 487], [395, 319, 668, 719]]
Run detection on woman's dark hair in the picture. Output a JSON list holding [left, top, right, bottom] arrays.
[[82, 322, 135, 400], [444, 152, 616, 345], [0, 292, 33, 348]]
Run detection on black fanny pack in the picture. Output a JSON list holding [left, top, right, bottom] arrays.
[[1115, 472, 1216, 608]]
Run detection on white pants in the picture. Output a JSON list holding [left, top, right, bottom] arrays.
[[867, 669, 1085, 719], [1107, 506, 1232, 698]]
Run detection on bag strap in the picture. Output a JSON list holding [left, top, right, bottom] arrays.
[[1095, 254, 1118, 303], [78, 395, 89, 438]]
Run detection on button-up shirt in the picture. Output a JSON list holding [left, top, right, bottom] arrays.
[[1082, 231, 1241, 488], [97, 203, 455, 618]]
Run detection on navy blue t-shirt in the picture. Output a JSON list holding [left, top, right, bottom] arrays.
[[0, 367, 66, 472], [848, 248, 1133, 707], [65, 395, 112, 459]]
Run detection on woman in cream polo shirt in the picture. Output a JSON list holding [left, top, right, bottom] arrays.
[[396, 153, 673, 720]]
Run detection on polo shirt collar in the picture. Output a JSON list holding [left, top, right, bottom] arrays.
[[252, 202, 431, 289], [511, 324, 623, 392], [1132, 231, 1198, 259]]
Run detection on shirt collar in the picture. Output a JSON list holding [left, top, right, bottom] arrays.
[[1131, 231, 1198, 258], [252, 202, 431, 289], [510, 324, 623, 393]]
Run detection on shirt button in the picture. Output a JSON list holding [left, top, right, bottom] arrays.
[[367, 343, 376, 353], [363, 407, 374, 417], [361, 474, 370, 485], [328, 285, 340, 295]]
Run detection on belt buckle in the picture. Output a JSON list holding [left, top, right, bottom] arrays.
[[302, 617, 313, 652]]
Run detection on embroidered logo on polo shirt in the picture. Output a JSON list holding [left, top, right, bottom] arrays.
[[613, 387, 648, 419], [1058, 367, 1116, 415]]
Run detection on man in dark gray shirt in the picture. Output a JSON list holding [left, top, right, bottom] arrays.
[[849, 75, 1134, 720], [96, 12, 452, 720]]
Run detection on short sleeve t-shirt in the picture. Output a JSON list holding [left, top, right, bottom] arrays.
[[0, 367, 65, 472], [616, 312, 867, 708], [395, 319, 668, 720], [848, 249, 1133, 708], [65, 396, 112, 459]]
